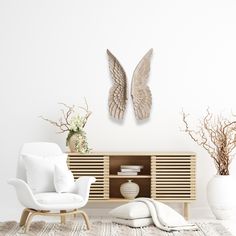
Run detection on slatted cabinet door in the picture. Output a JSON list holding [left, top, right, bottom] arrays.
[[67, 155, 109, 200], [151, 155, 196, 201]]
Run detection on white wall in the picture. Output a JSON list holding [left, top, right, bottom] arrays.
[[1, 0, 236, 221]]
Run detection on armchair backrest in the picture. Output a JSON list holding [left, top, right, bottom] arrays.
[[17, 142, 63, 181]]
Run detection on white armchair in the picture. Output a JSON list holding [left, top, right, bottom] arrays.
[[8, 142, 96, 232]]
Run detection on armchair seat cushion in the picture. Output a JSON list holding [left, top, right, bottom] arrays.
[[35, 192, 83, 205]]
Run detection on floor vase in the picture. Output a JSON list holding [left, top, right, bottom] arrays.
[[207, 175, 236, 220]]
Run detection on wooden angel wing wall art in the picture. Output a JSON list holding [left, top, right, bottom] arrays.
[[107, 49, 153, 120], [107, 50, 128, 120]]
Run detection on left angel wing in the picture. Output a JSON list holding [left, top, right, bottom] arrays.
[[107, 49, 128, 120], [131, 49, 153, 120]]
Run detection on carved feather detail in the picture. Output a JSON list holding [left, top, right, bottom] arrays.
[[107, 49, 128, 120], [131, 49, 153, 120]]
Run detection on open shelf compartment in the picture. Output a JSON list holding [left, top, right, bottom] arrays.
[[109, 155, 151, 199], [109, 155, 151, 175]]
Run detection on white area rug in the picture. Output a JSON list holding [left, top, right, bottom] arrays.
[[0, 217, 233, 236]]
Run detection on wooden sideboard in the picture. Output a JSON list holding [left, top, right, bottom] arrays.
[[67, 152, 196, 219]]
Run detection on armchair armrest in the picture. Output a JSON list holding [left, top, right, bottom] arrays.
[[72, 176, 96, 202], [8, 178, 39, 209]]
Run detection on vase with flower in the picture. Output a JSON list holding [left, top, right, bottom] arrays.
[[40, 99, 91, 154]]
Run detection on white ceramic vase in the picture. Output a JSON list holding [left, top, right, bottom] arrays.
[[207, 175, 236, 220], [120, 180, 140, 200]]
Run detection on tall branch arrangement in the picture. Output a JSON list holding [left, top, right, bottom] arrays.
[[182, 109, 236, 175], [40, 99, 92, 150]]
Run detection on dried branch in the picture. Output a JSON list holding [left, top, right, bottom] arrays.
[[78, 98, 92, 128], [39, 115, 70, 133], [59, 103, 75, 126], [182, 109, 236, 175], [40, 100, 91, 133]]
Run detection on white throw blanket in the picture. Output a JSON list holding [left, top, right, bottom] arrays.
[[133, 198, 198, 231]]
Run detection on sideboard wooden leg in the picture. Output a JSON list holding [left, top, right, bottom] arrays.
[[60, 210, 66, 224], [183, 202, 189, 220]]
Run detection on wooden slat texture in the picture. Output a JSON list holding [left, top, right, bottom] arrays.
[[68, 153, 196, 205], [67, 155, 109, 200], [151, 155, 196, 201]]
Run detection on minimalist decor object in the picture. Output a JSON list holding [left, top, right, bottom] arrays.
[[67, 152, 196, 219], [0, 219, 233, 236], [8, 142, 96, 233], [107, 49, 153, 120], [40, 99, 91, 153], [182, 109, 236, 219], [120, 180, 140, 199]]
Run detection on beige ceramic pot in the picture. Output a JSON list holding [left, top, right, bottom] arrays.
[[120, 180, 140, 200], [67, 132, 90, 154]]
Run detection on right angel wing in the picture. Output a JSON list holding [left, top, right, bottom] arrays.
[[107, 49, 127, 120], [131, 49, 153, 120]]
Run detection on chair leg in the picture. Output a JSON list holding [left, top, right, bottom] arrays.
[[24, 212, 37, 233], [22, 209, 90, 232], [74, 209, 77, 219], [80, 211, 90, 230], [60, 210, 66, 224], [19, 208, 30, 227]]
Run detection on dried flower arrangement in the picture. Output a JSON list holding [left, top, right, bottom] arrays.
[[40, 99, 92, 153], [182, 109, 236, 175]]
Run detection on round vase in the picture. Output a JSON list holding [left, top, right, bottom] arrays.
[[120, 180, 140, 200], [68, 132, 89, 154], [207, 175, 236, 220]]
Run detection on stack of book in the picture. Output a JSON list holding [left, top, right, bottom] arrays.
[[117, 165, 143, 176]]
